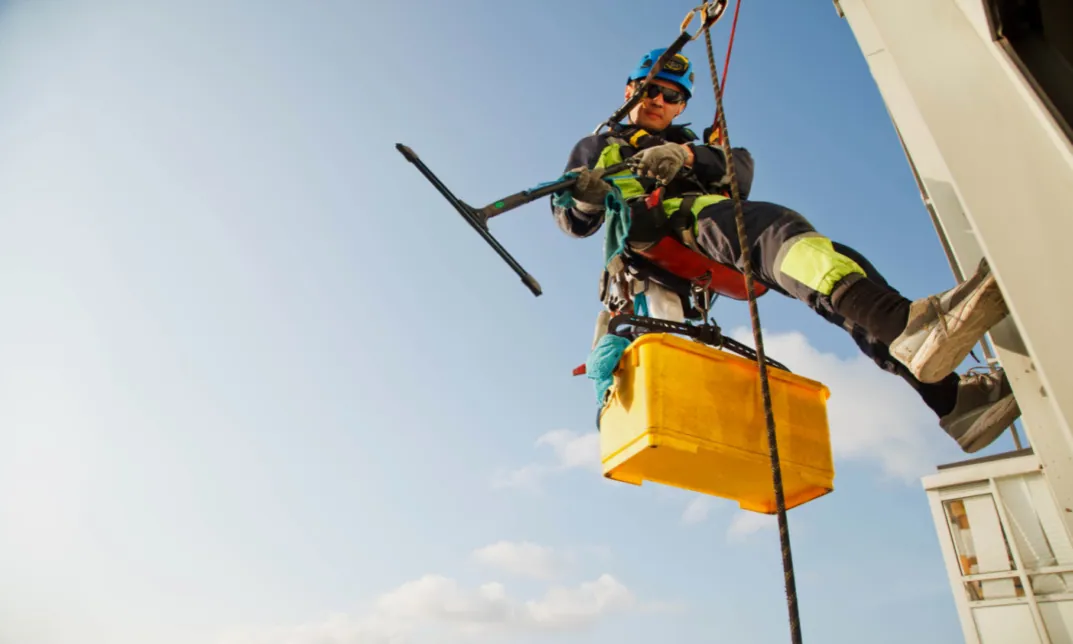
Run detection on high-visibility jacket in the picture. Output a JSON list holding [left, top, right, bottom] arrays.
[[551, 122, 755, 240]]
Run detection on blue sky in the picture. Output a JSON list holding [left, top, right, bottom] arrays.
[[0, 1, 1019, 643]]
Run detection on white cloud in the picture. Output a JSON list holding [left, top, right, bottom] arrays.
[[537, 430, 600, 470], [490, 463, 548, 492], [681, 498, 713, 526], [492, 429, 600, 491], [726, 511, 777, 544], [473, 541, 564, 580], [726, 327, 952, 482], [374, 572, 639, 634], [523, 574, 637, 630], [374, 575, 520, 629], [219, 573, 643, 644], [681, 500, 780, 545], [218, 541, 663, 644]]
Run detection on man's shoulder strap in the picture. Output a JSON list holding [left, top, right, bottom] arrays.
[[663, 124, 699, 144], [609, 122, 698, 148]]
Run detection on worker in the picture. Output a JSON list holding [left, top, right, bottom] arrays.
[[551, 48, 1020, 454]]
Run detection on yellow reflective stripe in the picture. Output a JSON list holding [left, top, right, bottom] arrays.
[[690, 195, 726, 215], [661, 197, 683, 214], [778, 236, 867, 296], [595, 144, 644, 200], [628, 129, 649, 147], [661, 194, 728, 234]]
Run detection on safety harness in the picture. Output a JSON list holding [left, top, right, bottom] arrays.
[[592, 122, 769, 326]]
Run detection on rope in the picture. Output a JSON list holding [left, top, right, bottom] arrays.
[[719, 0, 742, 96], [706, 0, 741, 145], [700, 4, 804, 643]]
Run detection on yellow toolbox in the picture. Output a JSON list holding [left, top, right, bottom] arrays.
[[599, 333, 835, 514]]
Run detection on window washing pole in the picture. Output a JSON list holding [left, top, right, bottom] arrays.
[[396, 142, 627, 297]]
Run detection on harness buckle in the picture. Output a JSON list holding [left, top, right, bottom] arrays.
[[645, 186, 664, 210]]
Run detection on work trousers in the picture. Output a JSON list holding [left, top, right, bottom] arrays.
[[684, 198, 959, 416]]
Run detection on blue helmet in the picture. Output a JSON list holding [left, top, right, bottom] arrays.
[[627, 48, 694, 99]]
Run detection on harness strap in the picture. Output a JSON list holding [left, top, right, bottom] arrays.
[[669, 194, 700, 251], [600, 191, 721, 317]]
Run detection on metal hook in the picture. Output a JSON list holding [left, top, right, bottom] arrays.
[[691, 271, 716, 322], [681, 1, 729, 41]]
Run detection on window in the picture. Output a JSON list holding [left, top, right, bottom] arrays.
[[944, 495, 1021, 601], [942, 474, 1073, 604]]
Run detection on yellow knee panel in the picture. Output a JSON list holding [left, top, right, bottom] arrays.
[[778, 235, 867, 295]]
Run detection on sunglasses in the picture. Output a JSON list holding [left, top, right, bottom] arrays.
[[634, 83, 687, 105]]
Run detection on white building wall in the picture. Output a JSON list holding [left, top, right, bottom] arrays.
[[835, 0, 1073, 536]]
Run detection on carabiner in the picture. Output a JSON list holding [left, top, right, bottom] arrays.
[[681, 1, 729, 41]]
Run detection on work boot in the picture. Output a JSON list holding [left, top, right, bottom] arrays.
[[889, 257, 1009, 383], [940, 367, 1021, 453]]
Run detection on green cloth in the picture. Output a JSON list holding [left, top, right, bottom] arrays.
[[551, 179, 633, 269], [601, 185, 632, 268]]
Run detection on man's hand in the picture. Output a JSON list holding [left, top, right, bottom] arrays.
[[680, 143, 695, 167], [569, 166, 611, 210], [633, 143, 691, 185]]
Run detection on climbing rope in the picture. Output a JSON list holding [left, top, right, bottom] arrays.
[[699, 3, 804, 643], [706, 0, 742, 145], [720, 0, 742, 95]]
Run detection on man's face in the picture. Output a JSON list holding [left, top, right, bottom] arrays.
[[625, 78, 688, 131]]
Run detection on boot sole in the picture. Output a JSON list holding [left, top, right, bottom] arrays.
[[960, 394, 1021, 453], [908, 274, 1009, 383]]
